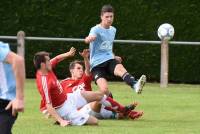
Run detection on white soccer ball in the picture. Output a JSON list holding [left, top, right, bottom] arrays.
[[157, 23, 175, 40]]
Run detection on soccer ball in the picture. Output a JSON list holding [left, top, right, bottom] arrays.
[[157, 23, 175, 40]]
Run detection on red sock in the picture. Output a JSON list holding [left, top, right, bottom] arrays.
[[105, 97, 126, 113]]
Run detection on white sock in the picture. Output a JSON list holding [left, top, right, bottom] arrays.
[[100, 95, 112, 107]]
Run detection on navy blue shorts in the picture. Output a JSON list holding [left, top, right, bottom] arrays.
[[0, 99, 17, 134], [91, 59, 120, 82]]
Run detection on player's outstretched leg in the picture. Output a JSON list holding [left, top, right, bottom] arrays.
[[124, 102, 138, 111], [121, 72, 146, 94], [127, 110, 143, 120]]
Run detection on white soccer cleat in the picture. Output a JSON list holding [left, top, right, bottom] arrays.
[[134, 75, 146, 94]]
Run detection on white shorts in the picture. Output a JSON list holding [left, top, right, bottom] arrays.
[[80, 103, 114, 119], [67, 89, 88, 109], [56, 89, 89, 126]]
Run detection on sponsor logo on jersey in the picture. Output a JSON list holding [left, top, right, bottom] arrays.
[[72, 83, 85, 92]]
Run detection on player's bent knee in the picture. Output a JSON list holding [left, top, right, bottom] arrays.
[[86, 116, 98, 125], [98, 88, 109, 95], [95, 92, 104, 101]]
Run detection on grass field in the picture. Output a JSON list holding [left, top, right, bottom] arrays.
[[13, 79, 200, 134]]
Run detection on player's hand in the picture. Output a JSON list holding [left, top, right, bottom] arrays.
[[85, 35, 96, 44], [66, 47, 76, 57], [115, 56, 122, 63], [79, 49, 89, 58], [5, 98, 24, 116], [59, 120, 71, 127]]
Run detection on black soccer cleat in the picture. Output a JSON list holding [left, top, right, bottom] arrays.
[[124, 102, 138, 112]]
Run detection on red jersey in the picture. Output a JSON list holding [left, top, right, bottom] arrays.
[[35, 58, 67, 111], [60, 73, 93, 94]]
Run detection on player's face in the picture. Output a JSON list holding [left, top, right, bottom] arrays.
[[101, 12, 114, 28], [45, 56, 52, 71], [71, 64, 83, 79]]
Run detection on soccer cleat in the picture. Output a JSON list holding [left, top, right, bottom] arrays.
[[54, 121, 60, 125], [133, 75, 146, 94], [124, 102, 138, 111], [127, 111, 143, 120]]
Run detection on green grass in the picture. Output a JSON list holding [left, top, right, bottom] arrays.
[[13, 79, 200, 134]]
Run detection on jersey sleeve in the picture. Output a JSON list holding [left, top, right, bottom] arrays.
[[89, 26, 98, 37], [50, 57, 59, 69], [0, 42, 10, 62], [41, 76, 52, 104], [112, 26, 117, 33]]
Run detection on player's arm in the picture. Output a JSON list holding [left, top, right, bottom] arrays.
[[51, 47, 76, 63], [79, 49, 90, 76], [84, 35, 96, 44], [5, 52, 25, 116], [114, 55, 122, 63], [46, 103, 71, 127], [85, 27, 97, 44], [112, 52, 122, 63]]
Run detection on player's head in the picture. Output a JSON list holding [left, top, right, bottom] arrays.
[[101, 4, 114, 15], [69, 60, 84, 79], [100, 4, 114, 27], [33, 51, 52, 71]]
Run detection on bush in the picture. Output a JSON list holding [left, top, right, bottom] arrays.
[[0, 0, 200, 83]]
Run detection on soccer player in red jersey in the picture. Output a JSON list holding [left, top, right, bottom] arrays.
[[60, 50, 92, 94], [60, 49, 143, 120], [33, 47, 141, 126]]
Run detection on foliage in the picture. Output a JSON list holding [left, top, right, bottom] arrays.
[[0, 0, 200, 83]]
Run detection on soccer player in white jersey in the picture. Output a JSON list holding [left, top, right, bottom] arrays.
[[0, 42, 25, 134], [85, 4, 146, 96]]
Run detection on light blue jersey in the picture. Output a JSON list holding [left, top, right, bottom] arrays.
[[0, 42, 16, 101], [89, 25, 116, 70]]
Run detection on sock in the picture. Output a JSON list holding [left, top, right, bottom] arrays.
[[100, 95, 112, 107], [122, 72, 137, 86], [100, 108, 116, 119], [108, 92, 113, 98], [90, 110, 102, 119], [104, 106, 115, 112], [110, 112, 118, 119], [100, 95, 126, 113]]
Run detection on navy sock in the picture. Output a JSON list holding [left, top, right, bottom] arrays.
[[122, 72, 137, 87]]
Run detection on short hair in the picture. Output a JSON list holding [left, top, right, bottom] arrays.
[[69, 60, 84, 70], [101, 4, 114, 15], [33, 51, 49, 70]]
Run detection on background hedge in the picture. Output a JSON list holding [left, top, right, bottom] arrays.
[[0, 0, 200, 83]]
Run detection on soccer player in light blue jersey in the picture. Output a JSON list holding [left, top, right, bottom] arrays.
[[85, 4, 146, 96], [0, 42, 25, 134]]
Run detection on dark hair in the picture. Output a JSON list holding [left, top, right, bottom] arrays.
[[69, 60, 84, 70], [33, 51, 49, 70], [101, 4, 114, 15]]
